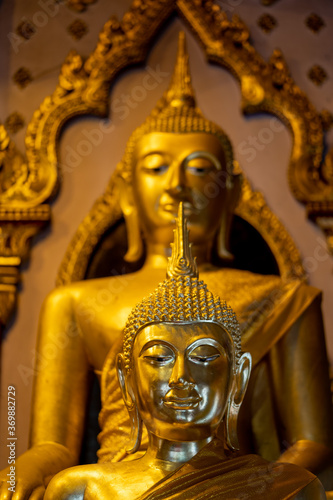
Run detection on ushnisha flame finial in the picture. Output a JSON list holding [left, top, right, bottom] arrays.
[[123, 199, 242, 371], [165, 31, 196, 109], [119, 31, 235, 184], [167, 202, 198, 279]]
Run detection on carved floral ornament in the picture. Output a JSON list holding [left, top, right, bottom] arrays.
[[1, 0, 333, 329], [305, 13, 325, 34], [67, 19, 89, 40], [257, 13, 277, 33]]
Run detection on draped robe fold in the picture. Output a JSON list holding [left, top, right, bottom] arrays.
[[137, 439, 320, 500]]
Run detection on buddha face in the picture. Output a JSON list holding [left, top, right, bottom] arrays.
[[132, 132, 230, 247], [129, 322, 234, 442]]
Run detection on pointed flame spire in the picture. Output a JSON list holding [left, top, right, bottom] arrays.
[[167, 202, 198, 279], [164, 31, 197, 110]]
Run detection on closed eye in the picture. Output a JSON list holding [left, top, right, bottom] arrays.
[[187, 167, 212, 176], [139, 153, 169, 175], [141, 344, 174, 365], [189, 354, 220, 363], [186, 163, 216, 176], [185, 155, 219, 176], [188, 343, 222, 364], [144, 164, 168, 175], [143, 355, 173, 364]]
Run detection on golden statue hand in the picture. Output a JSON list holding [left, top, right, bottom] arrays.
[[0, 443, 76, 500], [44, 466, 116, 500]]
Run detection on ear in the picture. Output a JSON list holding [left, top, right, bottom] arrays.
[[225, 352, 252, 450], [116, 352, 143, 454], [233, 352, 252, 406], [217, 168, 242, 261], [116, 352, 135, 409], [115, 173, 143, 263]]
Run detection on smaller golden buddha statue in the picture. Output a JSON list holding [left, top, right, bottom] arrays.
[[44, 205, 325, 500]]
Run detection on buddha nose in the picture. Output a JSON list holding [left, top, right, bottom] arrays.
[[165, 161, 188, 197], [169, 354, 194, 388]]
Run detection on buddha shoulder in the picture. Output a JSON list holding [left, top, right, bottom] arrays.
[[42, 267, 167, 314], [44, 461, 168, 500]]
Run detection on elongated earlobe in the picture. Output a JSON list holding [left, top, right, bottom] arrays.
[[217, 212, 234, 261], [116, 174, 144, 263], [126, 402, 143, 454], [217, 169, 242, 261], [123, 207, 144, 263], [116, 353, 143, 454], [226, 352, 252, 450]]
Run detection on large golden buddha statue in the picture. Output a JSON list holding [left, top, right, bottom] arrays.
[[0, 33, 332, 499], [44, 205, 325, 499]]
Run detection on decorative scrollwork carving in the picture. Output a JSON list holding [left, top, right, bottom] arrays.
[[235, 178, 305, 281], [0, 125, 28, 195], [19, 0, 333, 220], [3, 0, 332, 329], [0, 123, 50, 327], [177, 0, 333, 252]]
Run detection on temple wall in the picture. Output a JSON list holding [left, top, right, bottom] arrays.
[[0, 0, 332, 467]]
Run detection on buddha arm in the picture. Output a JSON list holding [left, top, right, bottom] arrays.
[[0, 288, 91, 498], [269, 295, 333, 473], [29, 287, 91, 458]]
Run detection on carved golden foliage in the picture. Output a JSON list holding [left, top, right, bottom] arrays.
[[2, 0, 333, 328], [17, 0, 333, 218], [0, 124, 50, 327]]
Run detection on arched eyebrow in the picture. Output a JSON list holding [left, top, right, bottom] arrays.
[[139, 151, 168, 160]]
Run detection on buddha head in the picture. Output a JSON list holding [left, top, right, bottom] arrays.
[[116, 32, 241, 263], [117, 204, 251, 453]]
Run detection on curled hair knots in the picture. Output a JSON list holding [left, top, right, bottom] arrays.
[[122, 276, 242, 370]]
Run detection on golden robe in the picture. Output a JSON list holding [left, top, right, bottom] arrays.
[[137, 439, 322, 500]]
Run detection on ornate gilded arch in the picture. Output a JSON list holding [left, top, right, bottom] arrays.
[[2, 0, 333, 327]]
